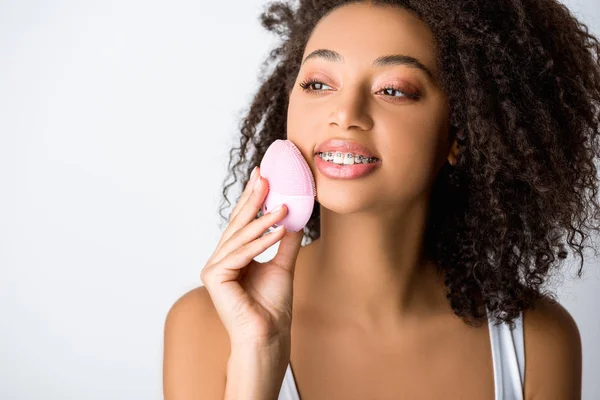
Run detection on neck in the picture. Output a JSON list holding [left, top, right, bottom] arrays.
[[295, 195, 450, 336]]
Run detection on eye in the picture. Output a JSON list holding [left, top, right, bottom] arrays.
[[298, 79, 333, 93], [378, 86, 420, 100], [298, 79, 420, 101]]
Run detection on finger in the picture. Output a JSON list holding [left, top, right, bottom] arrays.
[[271, 228, 304, 275], [214, 167, 260, 253], [211, 203, 287, 266], [202, 220, 287, 285], [215, 174, 267, 255], [229, 167, 259, 223]]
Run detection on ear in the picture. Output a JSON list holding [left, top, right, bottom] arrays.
[[447, 129, 462, 166]]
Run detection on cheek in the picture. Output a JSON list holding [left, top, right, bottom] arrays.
[[286, 91, 320, 146], [286, 92, 319, 165], [378, 112, 448, 195]]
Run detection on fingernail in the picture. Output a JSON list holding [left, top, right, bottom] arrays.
[[269, 204, 283, 214], [253, 177, 261, 192], [250, 166, 257, 180]]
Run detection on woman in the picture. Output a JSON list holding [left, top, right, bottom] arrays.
[[164, 0, 600, 399]]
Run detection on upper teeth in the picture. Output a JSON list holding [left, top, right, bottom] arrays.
[[317, 152, 379, 165]]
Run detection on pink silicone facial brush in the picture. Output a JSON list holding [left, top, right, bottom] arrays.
[[258, 139, 316, 233]]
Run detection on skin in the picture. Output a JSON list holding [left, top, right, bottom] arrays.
[[163, 2, 582, 399]]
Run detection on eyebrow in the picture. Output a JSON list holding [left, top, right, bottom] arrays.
[[301, 48, 435, 81]]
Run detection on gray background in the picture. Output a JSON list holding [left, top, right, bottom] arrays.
[[1, 0, 598, 398]]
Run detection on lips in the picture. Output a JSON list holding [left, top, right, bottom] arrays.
[[314, 138, 380, 159]]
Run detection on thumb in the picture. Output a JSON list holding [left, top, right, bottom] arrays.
[[271, 228, 304, 274]]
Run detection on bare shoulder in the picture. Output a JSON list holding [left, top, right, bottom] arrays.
[[522, 294, 582, 400], [163, 286, 231, 400]]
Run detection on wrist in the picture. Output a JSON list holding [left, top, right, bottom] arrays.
[[225, 337, 291, 400], [228, 336, 291, 366], [230, 333, 291, 352]]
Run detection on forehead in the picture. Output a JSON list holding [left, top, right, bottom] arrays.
[[303, 3, 437, 76]]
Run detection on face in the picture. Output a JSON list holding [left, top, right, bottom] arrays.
[[287, 3, 454, 215]]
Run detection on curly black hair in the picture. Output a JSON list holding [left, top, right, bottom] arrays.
[[217, 0, 600, 328]]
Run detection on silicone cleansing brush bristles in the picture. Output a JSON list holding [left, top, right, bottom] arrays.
[[289, 142, 316, 196], [260, 139, 316, 198]]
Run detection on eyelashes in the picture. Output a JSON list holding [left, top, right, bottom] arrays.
[[298, 78, 421, 101]]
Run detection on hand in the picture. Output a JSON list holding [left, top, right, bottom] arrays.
[[200, 167, 304, 347]]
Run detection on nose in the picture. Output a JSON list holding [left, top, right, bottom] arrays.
[[328, 86, 374, 131]]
